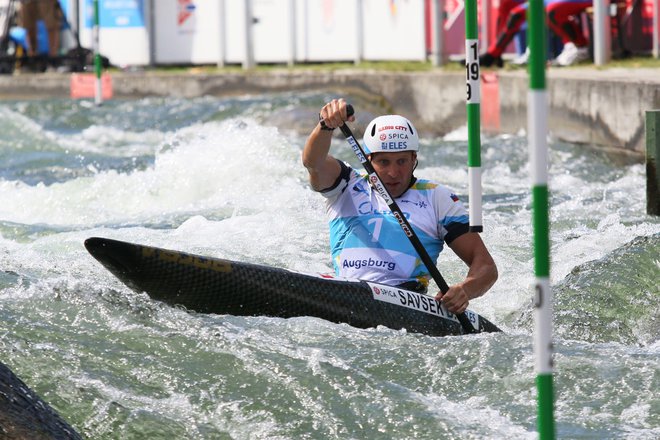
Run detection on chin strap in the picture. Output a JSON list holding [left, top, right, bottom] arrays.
[[408, 175, 417, 190]]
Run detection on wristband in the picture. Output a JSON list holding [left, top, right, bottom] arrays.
[[318, 113, 335, 131]]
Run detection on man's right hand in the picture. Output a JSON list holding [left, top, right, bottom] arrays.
[[302, 98, 353, 192], [318, 98, 354, 131]]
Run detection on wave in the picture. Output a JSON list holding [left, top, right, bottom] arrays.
[[517, 234, 660, 345]]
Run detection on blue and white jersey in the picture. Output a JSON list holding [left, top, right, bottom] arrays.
[[321, 161, 470, 287]]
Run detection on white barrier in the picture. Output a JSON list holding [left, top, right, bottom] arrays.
[[75, 0, 428, 67], [153, 0, 222, 65], [77, 0, 150, 68], [361, 0, 426, 61]]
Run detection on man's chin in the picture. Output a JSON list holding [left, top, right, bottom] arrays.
[[387, 187, 403, 198]]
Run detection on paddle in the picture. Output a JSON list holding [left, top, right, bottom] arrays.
[[337, 105, 477, 334]]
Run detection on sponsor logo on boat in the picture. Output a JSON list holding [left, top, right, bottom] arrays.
[[368, 282, 462, 323], [372, 285, 397, 298], [142, 248, 232, 273]]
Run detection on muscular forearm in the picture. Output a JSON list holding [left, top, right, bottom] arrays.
[[436, 260, 497, 314], [302, 125, 333, 173], [459, 258, 498, 300], [302, 125, 338, 192], [302, 99, 352, 192], [436, 234, 498, 313]]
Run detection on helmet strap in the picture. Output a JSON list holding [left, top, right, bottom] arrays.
[[409, 153, 418, 189]]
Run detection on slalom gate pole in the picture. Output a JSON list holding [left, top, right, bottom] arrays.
[[93, 0, 102, 106], [464, 0, 483, 233], [527, 1, 556, 438], [339, 105, 477, 335]]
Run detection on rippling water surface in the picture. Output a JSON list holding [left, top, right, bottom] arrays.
[[0, 95, 658, 439]]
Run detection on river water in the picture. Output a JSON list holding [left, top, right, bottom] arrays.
[[0, 94, 658, 439]]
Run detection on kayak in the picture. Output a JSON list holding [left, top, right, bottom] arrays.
[[84, 237, 502, 337], [0, 361, 83, 439]]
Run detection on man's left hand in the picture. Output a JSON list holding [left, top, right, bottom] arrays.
[[435, 284, 469, 314]]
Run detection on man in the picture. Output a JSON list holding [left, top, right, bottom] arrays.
[[546, 0, 592, 66], [21, 0, 62, 60], [479, 0, 591, 67], [302, 98, 498, 314]]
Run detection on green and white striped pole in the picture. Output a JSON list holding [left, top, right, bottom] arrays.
[[464, 0, 483, 232], [527, 0, 555, 438], [93, 0, 102, 106]]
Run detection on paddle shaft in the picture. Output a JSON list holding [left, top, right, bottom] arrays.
[[338, 105, 477, 334]]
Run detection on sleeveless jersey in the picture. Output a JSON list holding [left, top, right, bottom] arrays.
[[321, 161, 469, 287]]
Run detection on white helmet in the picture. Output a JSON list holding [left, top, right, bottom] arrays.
[[363, 115, 419, 154]]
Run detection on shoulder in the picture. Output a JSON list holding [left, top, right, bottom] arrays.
[[410, 179, 439, 191], [410, 179, 467, 223], [411, 179, 461, 201], [321, 161, 363, 199]]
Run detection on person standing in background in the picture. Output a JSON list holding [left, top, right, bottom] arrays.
[[479, 0, 592, 67], [546, 0, 592, 66], [20, 0, 62, 63]]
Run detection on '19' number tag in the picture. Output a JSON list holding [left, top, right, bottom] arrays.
[[466, 40, 480, 104]]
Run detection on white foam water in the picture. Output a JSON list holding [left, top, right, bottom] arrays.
[[0, 96, 658, 439]]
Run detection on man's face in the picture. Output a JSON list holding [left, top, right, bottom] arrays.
[[369, 151, 417, 198]]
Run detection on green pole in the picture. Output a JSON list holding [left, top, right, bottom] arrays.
[[93, 0, 102, 106], [527, 0, 555, 439], [464, 0, 483, 232], [647, 110, 660, 215]]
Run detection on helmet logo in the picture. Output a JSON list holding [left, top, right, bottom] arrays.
[[386, 132, 408, 139], [378, 125, 408, 132], [365, 116, 419, 153], [380, 141, 408, 150]]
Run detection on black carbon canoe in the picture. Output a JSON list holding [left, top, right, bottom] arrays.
[[84, 237, 501, 337]]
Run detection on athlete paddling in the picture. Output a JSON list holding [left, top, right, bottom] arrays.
[[302, 99, 498, 315]]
